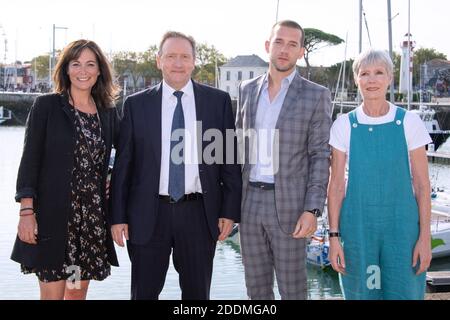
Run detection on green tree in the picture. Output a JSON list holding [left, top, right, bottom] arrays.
[[308, 66, 328, 87], [413, 47, 447, 86], [30, 55, 50, 80], [113, 47, 161, 90], [112, 51, 141, 89], [194, 43, 227, 86], [326, 59, 356, 97], [138, 45, 161, 86], [390, 51, 402, 90], [112, 44, 228, 89], [303, 28, 344, 79]]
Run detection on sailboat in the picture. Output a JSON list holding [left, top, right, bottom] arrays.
[[431, 188, 450, 258], [410, 105, 450, 151], [0, 106, 11, 124], [306, 216, 331, 268]]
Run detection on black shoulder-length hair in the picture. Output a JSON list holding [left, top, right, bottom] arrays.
[[53, 39, 120, 108]]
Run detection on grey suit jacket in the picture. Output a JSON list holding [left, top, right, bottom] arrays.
[[236, 72, 332, 233]]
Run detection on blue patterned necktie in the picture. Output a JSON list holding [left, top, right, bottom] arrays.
[[168, 90, 185, 201]]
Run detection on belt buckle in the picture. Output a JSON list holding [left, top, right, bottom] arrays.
[[260, 184, 266, 190]]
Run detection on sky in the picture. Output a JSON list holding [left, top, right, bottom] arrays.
[[0, 0, 448, 67]]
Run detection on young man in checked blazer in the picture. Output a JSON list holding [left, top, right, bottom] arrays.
[[236, 20, 332, 299]]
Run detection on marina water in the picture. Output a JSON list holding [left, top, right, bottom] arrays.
[[1, 126, 449, 299]]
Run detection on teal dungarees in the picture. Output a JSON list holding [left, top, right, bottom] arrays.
[[339, 107, 426, 300]]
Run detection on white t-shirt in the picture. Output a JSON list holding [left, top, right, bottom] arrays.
[[330, 103, 432, 167]]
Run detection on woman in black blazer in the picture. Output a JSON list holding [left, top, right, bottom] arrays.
[[11, 39, 120, 300]]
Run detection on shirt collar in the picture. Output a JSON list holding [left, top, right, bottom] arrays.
[[162, 79, 194, 100], [263, 69, 297, 88]]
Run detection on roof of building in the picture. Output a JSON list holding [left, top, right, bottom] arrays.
[[426, 59, 450, 67], [221, 54, 268, 68]]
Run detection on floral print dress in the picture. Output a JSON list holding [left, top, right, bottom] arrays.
[[22, 108, 111, 282]]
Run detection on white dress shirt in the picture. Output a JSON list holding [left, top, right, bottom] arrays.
[[250, 69, 297, 183], [159, 79, 202, 195]]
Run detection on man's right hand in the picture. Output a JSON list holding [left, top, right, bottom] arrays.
[[111, 224, 129, 247]]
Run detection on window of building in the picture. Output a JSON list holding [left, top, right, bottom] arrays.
[[238, 71, 242, 81], [226, 71, 230, 81], [249, 71, 254, 79]]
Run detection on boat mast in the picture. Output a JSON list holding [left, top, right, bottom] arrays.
[[359, 0, 362, 54], [51, 24, 68, 90], [407, 0, 411, 110], [0, 24, 7, 90], [340, 33, 348, 115], [387, 0, 395, 103], [275, 0, 280, 23], [215, 56, 218, 88], [357, 0, 362, 105]]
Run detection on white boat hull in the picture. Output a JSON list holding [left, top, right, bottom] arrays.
[[431, 191, 450, 258], [432, 228, 450, 259]]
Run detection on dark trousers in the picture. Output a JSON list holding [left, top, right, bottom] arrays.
[[127, 197, 216, 300]]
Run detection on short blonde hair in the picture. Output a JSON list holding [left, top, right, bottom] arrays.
[[353, 49, 394, 78]]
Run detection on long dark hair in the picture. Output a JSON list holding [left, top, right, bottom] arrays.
[[53, 39, 120, 108]]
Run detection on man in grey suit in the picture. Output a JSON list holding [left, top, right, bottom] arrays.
[[236, 20, 332, 300]]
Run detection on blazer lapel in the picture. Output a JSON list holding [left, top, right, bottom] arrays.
[[146, 83, 163, 171], [192, 80, 205, 130], [276, 73, 303, 129], [59, 93, 76, 126], [249, 75, 266, 129], [192, 80, 205, 172]]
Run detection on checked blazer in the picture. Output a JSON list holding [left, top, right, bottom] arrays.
[[236, 72, 332, 233]]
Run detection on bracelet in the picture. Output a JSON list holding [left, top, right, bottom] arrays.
[[20, 207, 34, 212], [19, 211, 34, 217], [328, 232, 341, 238]]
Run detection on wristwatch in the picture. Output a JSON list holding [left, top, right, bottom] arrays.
[[305, 208, 322, 218]]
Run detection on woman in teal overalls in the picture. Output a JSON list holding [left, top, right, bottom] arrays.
[[327, 49, 432, 300]]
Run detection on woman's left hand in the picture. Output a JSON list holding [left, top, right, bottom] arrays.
[[412, 236, 432, 275]]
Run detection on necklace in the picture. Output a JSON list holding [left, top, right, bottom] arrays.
[[73, 101, 103, 166]]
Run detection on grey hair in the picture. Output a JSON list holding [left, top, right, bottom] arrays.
[[353, 49, 394, 78], [158, 31, 196, 58]]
